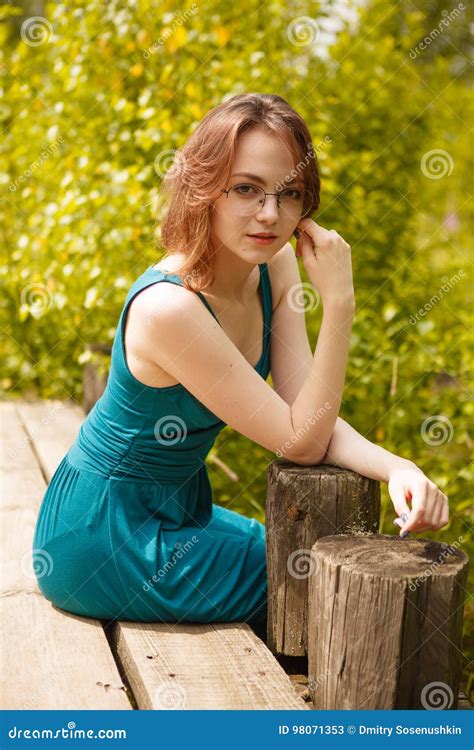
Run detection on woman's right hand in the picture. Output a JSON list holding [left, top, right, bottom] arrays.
[[294, 217, 354, 306]]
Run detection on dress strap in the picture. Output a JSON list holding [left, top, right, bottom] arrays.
[[258, 262, 273, 337], [193, 291, 220, 326], [145, 263, 271, 332]]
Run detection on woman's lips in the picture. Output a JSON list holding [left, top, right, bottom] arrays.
[[247, 235, 277, 245]]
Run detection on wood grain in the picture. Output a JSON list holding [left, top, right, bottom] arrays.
[[307, 533, 469, 709], [266, 461, 380, 656]]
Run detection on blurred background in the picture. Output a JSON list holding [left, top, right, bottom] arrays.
[[2, 0, 472, 696]]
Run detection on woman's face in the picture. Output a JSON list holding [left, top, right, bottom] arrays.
[[210, 127, 302, 261]]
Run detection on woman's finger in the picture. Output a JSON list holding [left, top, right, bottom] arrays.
[[297, 230, 317, 259], [440, 493, 450, 526], [432, 491, 449, 529], [389, 480, 411, 520], [399, 480, 429, 534], [296, 217, 336, 247], [388, 473, 412, 536]]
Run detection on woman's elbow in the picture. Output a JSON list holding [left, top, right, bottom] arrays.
[[279, 445, 326, 467]]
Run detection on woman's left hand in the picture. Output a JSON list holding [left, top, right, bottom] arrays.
[[388, 466, 449, 537]]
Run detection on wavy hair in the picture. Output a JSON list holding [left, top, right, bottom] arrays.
[[157, 93, 321, 291]]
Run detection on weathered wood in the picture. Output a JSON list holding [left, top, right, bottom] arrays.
[[83, 343, 111, 414], [266, 461, 380, 657], [0, 401, 131, 709], [307, 533, 469, 710], [1, 595, 130, 709], [110, 621, 309, 710], [15, 399, 84, 480], [286, 671, 473, 710]]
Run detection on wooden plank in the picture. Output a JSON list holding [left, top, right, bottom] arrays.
[[0, 401, 131, 709], [0, 594, 131, 709], [15, 399, 85, 481], [111, 621, 309, 710]]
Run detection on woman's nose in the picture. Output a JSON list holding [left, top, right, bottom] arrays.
[[255, 194, 280, 221]]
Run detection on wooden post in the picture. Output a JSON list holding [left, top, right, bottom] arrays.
[[265, 461, 380, 657], [82, 343, 111, 414], [307, 534, 469, 709]]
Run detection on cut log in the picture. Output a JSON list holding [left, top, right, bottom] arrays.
[[83, 343, 111, 414], [266, 461, 380, 657], [307, 533, 469, 709]]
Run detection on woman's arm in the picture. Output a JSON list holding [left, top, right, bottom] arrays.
[[267, 241, 449, 537], [321, 416, 421, 482], [282, 219, 355, 463]]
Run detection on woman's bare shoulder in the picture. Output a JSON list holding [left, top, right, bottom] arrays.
[[129, 276, 197, 327]]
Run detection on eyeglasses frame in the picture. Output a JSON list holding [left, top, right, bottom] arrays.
[[219, 183, 313, 219]]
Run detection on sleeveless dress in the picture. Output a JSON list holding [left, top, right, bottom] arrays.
[[32, 263, 273, 628]]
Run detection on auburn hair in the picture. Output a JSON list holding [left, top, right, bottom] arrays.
[[157, 93, 321, 291]]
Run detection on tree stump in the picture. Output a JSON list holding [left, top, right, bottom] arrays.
[[82, 342, 111, 414], [265, 461, 380, 657], [307, 534, 469, 710]]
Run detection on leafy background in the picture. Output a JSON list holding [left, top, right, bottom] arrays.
[[2, 0, 472, 698]]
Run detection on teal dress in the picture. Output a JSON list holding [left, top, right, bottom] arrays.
[[32, 264, 272, 628]]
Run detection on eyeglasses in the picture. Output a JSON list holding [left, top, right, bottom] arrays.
[[220, 183, 313, 219]]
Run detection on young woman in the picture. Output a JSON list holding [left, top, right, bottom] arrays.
[[32, 93, 449, 631]]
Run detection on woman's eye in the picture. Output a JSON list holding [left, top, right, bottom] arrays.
[[234, 184, 258, 195], [281, 189, 302, 200]]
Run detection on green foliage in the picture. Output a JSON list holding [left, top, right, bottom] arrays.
[[2, 0, 472, 695]]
